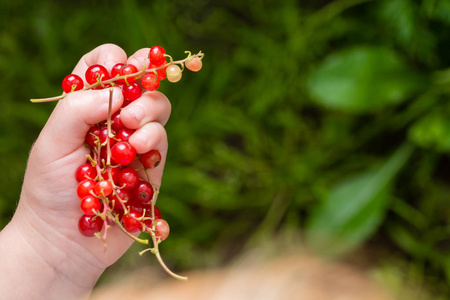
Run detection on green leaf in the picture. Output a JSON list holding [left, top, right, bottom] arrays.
[[307, 46, 425, 113], [306, 143, 414, 257], [408, 111, 450, 152], [386, 224, 431, 259]]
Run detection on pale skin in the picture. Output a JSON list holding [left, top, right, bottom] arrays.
[[0, 44, 172, 299]]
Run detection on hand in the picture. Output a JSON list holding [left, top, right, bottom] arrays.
[[0, 44, 171, 299]]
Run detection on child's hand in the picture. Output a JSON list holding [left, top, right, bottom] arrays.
[[0, 44, 171, 299]]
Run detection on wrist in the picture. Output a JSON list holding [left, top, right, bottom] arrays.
[[0, 201, 105, 299]]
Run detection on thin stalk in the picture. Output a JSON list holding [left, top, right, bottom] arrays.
[[113, 217, 149, 244], [31, 51, 205, 103]]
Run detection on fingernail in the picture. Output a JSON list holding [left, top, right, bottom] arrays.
[[127, 104, 145, 124], [100, 87, 122, 104], [131, 130, 149, 148]]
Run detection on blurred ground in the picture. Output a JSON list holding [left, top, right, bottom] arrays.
[[91, 251, 394, 300]]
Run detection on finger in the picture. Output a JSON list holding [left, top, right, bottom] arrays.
[[120, 91, 171, 128], [129, 122, 167, 154], [127, 48, 150, 70], [71, 44, 128, 82], [36, 88, 123, 161], [129, 123, 168, 189]]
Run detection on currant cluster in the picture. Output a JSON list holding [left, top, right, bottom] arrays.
[[75, 127, 167, 240], [34, 46, 204, 280], [61, 46, 203, 98]]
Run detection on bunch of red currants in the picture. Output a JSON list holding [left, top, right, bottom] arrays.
[[30, 45, 203, 279], [48, 46, 203, 279]]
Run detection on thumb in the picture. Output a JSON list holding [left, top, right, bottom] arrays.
[[34, 87, 123, 162]]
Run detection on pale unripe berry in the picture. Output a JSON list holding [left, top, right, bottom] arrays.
[[185, 57, 202, 72], [166, 64, 182, 83]]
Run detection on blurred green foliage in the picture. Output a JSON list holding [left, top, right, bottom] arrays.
[[1, 0, 450, 296]]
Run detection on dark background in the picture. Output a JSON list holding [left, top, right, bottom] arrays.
[[1, 0, 450, 297]]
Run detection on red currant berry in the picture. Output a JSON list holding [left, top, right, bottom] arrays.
[[149, 62, 167, 80], [116, 128, 135, 143], [153, 206, 162, 220], [112, 204, 125, 221], [143, 205, 162, 228], [185, 56, 203, 72], [121, 99, 132, 108], [122, 82, 142, 101], [111, 188, 132, 206], [133, 180, 154, 205], [122, 209, 143, 232], [140, 149, 162, 169], [120, 64, 139, 83], [99, 146, 108, 164], [118, 168, 139, 190], [147, 205, 162, 218], [98, 126, 116, 146], [62, 74, 84, 93], [80, 195, 102, 216], [75, 163, 97, 182], [149, 46, 167, 66], [102, 167, 121, 184], [153, 219, 170, 241], [84, 125, 101, 148], [111, 111, 124, 132], [85, 64, 110, 85], [111, 63, 124, 81], [77, 179, 96, 199], [141, 73, 160, 91], [78, 214, 103, 237], [111, 142, 137, 166], [94, 180, 113, 197]]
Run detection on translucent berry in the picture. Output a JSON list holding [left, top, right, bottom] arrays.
[[185, 57, 203, 72], [153, 219, 170, 241], [166, 64, 182, 83]]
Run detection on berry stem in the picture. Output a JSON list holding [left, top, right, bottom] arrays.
[[138, 188, 187, 281], [112, 217, 150, 244], [106, 88, 113, 168], [100, 199, 110, 244], [139, 247, 188, 281], [30, 51, 205, 103]]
